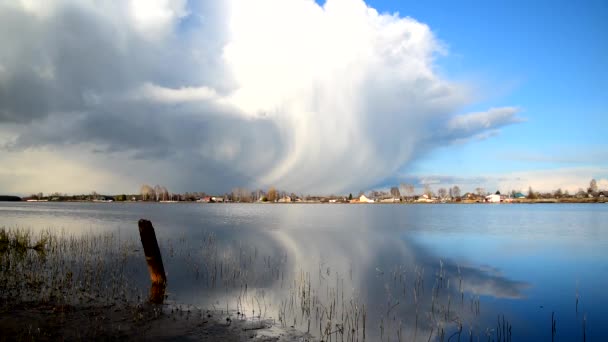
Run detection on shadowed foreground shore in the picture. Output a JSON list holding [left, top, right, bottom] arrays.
[[0, 301, 315, 341]]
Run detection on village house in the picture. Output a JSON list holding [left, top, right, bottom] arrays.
[[357, 194, 374, 203], [485, 194, 501, 203]]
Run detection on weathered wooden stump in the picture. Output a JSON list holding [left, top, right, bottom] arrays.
[[138, 219, 166, 303]]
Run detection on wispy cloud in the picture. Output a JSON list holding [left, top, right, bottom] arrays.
[[498, 148, 608, 165]]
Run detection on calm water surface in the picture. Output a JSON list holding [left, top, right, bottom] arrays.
[[1, 202, 606, 341]]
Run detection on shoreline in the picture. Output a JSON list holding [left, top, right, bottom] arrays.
[[3, 198, 606, 204]]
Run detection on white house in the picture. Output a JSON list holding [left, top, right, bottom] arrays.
[[485, 194, 501, 203], [359, 195, 374, 203]]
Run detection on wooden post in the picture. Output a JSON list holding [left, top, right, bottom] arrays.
[[138, 219, 166, 303], [149, 282, 166, 305]]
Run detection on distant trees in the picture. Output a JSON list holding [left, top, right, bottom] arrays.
[[423, 184, 433, 198], [527, 186, 537, 199], [152, 185, 161, 201], [400, 183, 415, 200], [475, 187, 485, 197], [267, 187, 277, 202], [451, 186, 461, 199], [589, 179, 598, 193], [140, 184, 154, 201], [437, 188, 447, 199], [576, 188, 587, 198], [231, 187, 252, 202], [390, 186, 401, 198], [554, 188, 563, 198], [140, 184, 170, 201]]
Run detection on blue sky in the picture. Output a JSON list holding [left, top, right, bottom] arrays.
[[365, 0, 608, 179]]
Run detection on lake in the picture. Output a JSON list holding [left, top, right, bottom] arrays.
[[1, 202, 606, 341]]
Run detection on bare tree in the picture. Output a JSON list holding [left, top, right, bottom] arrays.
[[423, 184, 433, 198], [400, 183, 415, 200], [589, 179, 598, 193], [140, 184, 154, 201], [554, 188, 563, 198], [232, 188, 252, 202], [153, 185, 162, 201], [267, 186, 277, 202], [160, 186, 169, 201], [390, 186, 401, 198], [527, 186, 536, 199], [475, 187, 485, 197], [576, 188, 587, 198], [242, 191, 248, 202], [437, 188, 447, 199], [451, 186, 461, 199]]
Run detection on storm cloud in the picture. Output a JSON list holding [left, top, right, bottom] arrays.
[[0, 0, 522, 194]]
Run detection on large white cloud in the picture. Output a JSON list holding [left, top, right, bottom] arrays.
[[0, 0, 522, 194]]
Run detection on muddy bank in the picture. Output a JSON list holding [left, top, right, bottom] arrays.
[[0, 301, 316, 341]]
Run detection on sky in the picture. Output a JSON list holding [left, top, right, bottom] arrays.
[[0, 0, 606, 196]]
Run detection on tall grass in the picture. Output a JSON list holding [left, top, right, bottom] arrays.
[[0, 227, 145, 307]]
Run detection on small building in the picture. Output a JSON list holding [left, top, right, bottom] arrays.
[[416, 194, 434, 203], [278, 196, 292, 203], [463, 193, 477, 200], [359, 195, 374, 203], [485, 194, 501, 203], [513, 192, 526, 199]]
